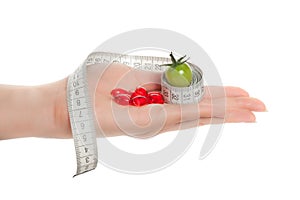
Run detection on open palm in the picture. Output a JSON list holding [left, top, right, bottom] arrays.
[[91, 63, 265, 138]]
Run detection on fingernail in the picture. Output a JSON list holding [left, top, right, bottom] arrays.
[[252, 99, 266, 111], [255, 103, 266, 111], [248, 113, 256, 122]]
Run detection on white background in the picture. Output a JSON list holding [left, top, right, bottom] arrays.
[[0, 0, 299, 199]]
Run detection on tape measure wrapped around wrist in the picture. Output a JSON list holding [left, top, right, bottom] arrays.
[[67, 51, 205, 176]]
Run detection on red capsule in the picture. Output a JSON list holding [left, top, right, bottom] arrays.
[[111, 87, 164, 106], [111, 88, 130, 97], [131, 95, 149, 106], [148, 91, 164, 104], [114, 94, 131, 105], [134, 87, 148, 97], [129, 98, 134, 106], [130, 92, 138, 99]]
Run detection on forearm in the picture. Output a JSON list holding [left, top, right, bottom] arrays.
[[0, 79, 71, 139]]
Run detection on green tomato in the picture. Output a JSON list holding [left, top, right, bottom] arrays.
[[163, 52, 193, 87], [165, 63, 192, 87]]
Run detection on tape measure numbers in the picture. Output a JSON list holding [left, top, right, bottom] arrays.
[[67, 64, 98, 176], [67, 52, 205, 176]]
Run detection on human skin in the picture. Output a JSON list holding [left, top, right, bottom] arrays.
[[0, 63, 266, 140]]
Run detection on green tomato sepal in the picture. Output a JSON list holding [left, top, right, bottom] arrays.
[[161, 52, 193, 87]]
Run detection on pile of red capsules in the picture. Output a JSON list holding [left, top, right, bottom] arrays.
[[111, 87, 164, 106]]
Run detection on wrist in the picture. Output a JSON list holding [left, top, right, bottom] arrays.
[[0, 79, 72, 139], [48, 78, 72, 139], [31, 78, 72, 138]]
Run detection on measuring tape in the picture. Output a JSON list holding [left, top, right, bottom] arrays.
[[67, 52, 205, 176]]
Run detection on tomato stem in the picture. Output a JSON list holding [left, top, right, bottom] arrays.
[[178, 55, 186, 62], [170, 52, 177, 64], [160, 52, 190, 68]]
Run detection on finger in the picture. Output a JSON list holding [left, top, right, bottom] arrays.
[[200, 97, 266, 112], [198, 109, 256, 125], [160, 109, 256, 133], [162, 96, 265, 127], [228, 97, 266, 112], [203, 86, 249, 99]]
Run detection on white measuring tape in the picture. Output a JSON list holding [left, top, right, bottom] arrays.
[[67, 52, 205, 176]]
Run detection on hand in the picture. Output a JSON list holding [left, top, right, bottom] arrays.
[[0, 63, 266, 140], [89, 63, 266, 138]]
